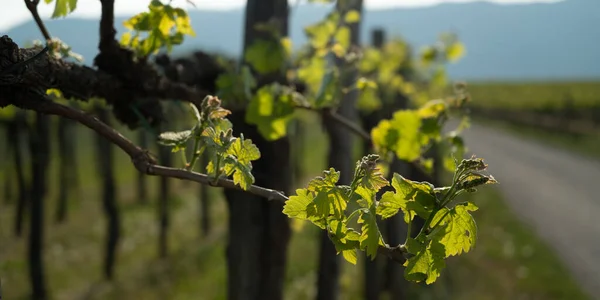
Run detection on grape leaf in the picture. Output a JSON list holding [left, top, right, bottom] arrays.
[[377, 191, 405, 220], [304, 17, 336, 49], [358, 48, 382, 73], [283, 189, 327, 229], [305, 168, 349, 219], [418, 100, 447, 119], [371, 110, 423, 161], [404, 238, 446, 284], [157, 130, 193, 152], [334, 26, 351, 52], [327, 219, 360, 265], [446, 42, 465, 62], [344, 10, 361, 23], [420, 45, 437, 66], [283, 189, 313, 220], [358, 208, 380, 260], [221, 136, 260, 190], [428, 202, 478, 257], [244, 39, 287, 74], [356, 157, 389, 192], [49, 0, 78, 18], [245, 84, 295, 141], [0, 106, 17, 121], [297, 56, 327, 93], [313, 69, 338, 108], [356, 82, 382, 113], [376, 173, 436, 222]]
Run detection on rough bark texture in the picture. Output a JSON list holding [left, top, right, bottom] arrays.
[[317, 1, 363, 299], [28, 113, 50, 300], [10, 112, 29, 237], [94, 107, 120, 280], [55, 116, 78, 223], [223, 1, 291, 299], [158, 134, 171, 258]]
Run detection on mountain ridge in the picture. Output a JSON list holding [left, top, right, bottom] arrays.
[[5, 0, 599, 80]]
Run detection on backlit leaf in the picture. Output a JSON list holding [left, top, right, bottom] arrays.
[[344, 10, 361, 23], [244, 39, 287, 74], [429, 202, 478, 257], [358, 209, 380, 260], [404, 238, 446, 284], [246, 84, 296, 141]]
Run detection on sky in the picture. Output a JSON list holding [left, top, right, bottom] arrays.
[[0, 0, 562, 32]]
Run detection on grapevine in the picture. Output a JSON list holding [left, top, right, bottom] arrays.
[[0, 0, 500, 287]]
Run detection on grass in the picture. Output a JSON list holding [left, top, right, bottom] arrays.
[[468, 81, 600, 111], [0, 109, 590, 299]]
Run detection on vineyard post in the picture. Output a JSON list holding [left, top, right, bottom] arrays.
[[198, 150, 211, 237], [10, 111, 29, 237], [55, 114, 78, 223], [137, 130, 149, 205], [28, 112, 50, 300], [222, 0, 293, 299], [93, 106, 121, 280], [158, 122, 172, 258], [316, 0, 363, 299], [362, 27, 389, 300]]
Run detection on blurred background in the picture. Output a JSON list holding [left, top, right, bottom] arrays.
[[1, 0, 599, 299]]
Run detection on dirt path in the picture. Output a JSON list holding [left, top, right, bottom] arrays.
[[461, 123, 600, 299]]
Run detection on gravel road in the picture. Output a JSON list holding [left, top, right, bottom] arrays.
[[460, 123, 600, 299]]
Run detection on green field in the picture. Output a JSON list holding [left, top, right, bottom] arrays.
[[0, 109, 588, 299], [467, 81, 600, 111]]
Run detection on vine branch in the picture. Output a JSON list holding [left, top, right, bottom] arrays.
[[24, 0, 52, 41], [0, 85, 409, 262], [295, 105, 371, 140], [3, 88, 290, 202]]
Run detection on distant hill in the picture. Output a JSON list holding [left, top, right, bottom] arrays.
[[5, 0, 599, 81]]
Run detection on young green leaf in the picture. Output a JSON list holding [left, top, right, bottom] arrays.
[[358, 208, 380, 260], [334, 26, 351, 52], [429, 202, 478, 257], [245, 84, 296, 141], [157, 130, 193, 152], [48, 0, 78, 18], [282, 189, 313, 220], [355, 154, 389, 192], [221, 136, 261, 190], [446, 42, 466, 62], [344, 10, 361, 23], [371, 110, 423, 161], [376, 173, 436, 222], [403, 238, 446, 284], [327, 219, 361, 265], [244, 39, 287, 74], [304, 168, 349, 219]]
